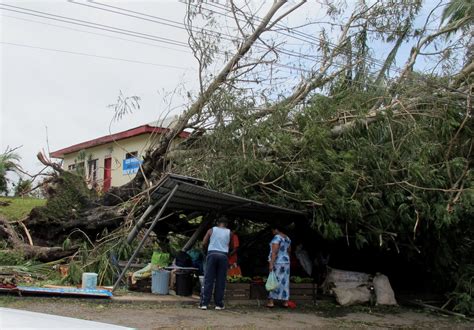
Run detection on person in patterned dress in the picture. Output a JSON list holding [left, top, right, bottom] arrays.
[[267, 225, 291, 308]]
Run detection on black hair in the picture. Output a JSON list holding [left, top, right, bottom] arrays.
[[217, 216, 229, 225], [270, 222, 287, 232]]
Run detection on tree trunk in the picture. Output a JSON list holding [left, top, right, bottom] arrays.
[[26, 206, 125, 244], [0, 217, 77, 262]]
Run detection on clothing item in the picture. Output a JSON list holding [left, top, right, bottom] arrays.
[[208, 227, 231, 253], [268, 234, 291, 301], [268, 263, 290, 301], [228, 234, 240, 265], [200, 251, 228, 308], [268, 234, 291, 264], [187, 249, 204, 274]]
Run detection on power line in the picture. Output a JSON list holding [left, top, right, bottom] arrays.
[[190, 2, 401, 81], [80, 0, 329, 65], [0, 3, 189, 48], [2, 14, 192, 55], [1, 2, 416, 90], [71, 0, 190, 33], [2, 13, 300, 75], [0, 3, 322, 75], [200, 1, 405, 75], [1, 2, 307, 72], [205, 2, 468, 95], [72, 0, 369, 81], [1, 41, 192, 70]]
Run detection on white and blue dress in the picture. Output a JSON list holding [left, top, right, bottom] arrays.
[[268, 234, 291, 301]]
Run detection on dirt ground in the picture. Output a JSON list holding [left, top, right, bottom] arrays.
[[0, 296, 472, 329]]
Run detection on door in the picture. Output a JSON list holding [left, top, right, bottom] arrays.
[[103, 157, 112, 192]]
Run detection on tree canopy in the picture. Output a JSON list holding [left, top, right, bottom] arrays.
[[0, 148, 21, 196]]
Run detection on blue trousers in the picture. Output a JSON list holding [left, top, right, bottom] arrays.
[[201, 251, 228, 307]]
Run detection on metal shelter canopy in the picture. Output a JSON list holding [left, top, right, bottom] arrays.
[[150, 174, 306, 221], [112, 174, 305, 292]]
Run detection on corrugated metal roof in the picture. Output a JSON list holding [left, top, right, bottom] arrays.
[[151, 174, 306, 221]]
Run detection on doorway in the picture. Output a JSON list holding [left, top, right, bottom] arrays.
[[103, 157, 112, 192]]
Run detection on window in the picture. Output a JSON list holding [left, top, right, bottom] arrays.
[[68, 162, 84, 175], [87, 159, 98, 184], [125, 151, 138, 159]]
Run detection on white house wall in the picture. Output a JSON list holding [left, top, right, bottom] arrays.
[[62, 133, 174, 189]]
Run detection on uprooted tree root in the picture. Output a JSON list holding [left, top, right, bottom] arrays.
[[0, 168, 130, 262], [0, 216, 76, 261], [23, 168, 127, 243]]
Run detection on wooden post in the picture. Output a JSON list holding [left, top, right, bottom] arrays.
[[126, 193, 171, 244], [112, 184, 179, 292], [181, 216, 212, 252]]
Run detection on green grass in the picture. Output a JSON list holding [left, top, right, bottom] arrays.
[[0, 196, 46, 221]]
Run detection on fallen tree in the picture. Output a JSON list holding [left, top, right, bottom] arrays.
[[1, 0, 472, 314], [0, 216, 76, 261]]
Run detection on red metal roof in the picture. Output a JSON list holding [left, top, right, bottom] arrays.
[[50, 124, 190, 158]]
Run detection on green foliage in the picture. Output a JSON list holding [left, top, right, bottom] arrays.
[[64, 239, 135, 286], [227, 275, 251, 283], [65, 260, 82, 285], [167, 232, 189, 257], [13, 178, 32, 197], [0, 250, 25, 265], [173, 74, 472, 304], [0, 197, 46, 221], [441, 0, 473, 26], [0, 149, 21, 195], [290, 276, 313, 283], [32, 171, 95, 224], [450, 264, 474, 315], [0, 259, 63, 282]]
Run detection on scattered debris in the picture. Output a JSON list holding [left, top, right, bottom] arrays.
[[324, 268, 399, 307], [16, 286, 112, 298], [373, 273, 397, 305], [323, 267, 371, 294], [408, 299, 467, 318], [333, 286, 372, 306]]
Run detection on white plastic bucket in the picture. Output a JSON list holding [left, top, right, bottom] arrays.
[[81, 272, 98, 289]]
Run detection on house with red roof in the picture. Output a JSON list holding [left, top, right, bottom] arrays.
[[50, 122, 189, 192]]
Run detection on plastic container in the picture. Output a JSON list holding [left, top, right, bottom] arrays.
[[176, 272, 193, 296], [152, 270, 170, 295], [81, 272, 98, 289]]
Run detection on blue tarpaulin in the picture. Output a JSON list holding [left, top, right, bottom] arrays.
[[16, 286, 112, 298]]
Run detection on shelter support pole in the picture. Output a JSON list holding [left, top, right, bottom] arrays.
[[112, 184, 179, 292], [126, 193, 171, 244], [181, 216, 212, 252]]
